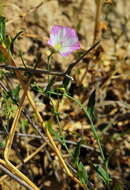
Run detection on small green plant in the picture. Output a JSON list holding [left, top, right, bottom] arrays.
[[72, 141, 88, 185], [1, 91, 17, 118]]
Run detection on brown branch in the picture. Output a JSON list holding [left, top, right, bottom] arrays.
[[0, 41, 100, 79], [64, 40, 100, 74]]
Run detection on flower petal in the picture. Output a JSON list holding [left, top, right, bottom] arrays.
[[48, 25, 80, 56], [48, 25, 63, 46]]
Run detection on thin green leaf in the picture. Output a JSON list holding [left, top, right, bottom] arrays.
[[113, 183, 122, 190], [46, 121, 69, 151], [46, 122, 62, 144], [11, 84, 20, 102], [72, 141, 81, 165], [45, 77, 56, 93], [20, 119, 29, 132], [94, 164, 111, 184], [31, 82, 43, 94], [0, 16, 7, 62], [77, 162, 88, 185], [0, 16, 5, 42], [87, 90, 96, 121], [62, 75, 72, 91]]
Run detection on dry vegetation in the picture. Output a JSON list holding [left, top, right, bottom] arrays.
[[0, 0, 130, 190]]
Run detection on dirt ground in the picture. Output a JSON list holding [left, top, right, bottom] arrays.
[[0, 0, 130, 190]]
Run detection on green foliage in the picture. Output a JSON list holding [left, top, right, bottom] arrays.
[[77, 162, 88, 185], [11, 84, 20, 102], [0, 140, 6, 148], [0, 16, 5, 43], [65, 93, 112, 187], [0, 15, 23, 62], [62, 76, 72, 92], [113, 183, 122, 190], [87, 90, 96, 121], [0, 16, 12, 62], [45, 76, 56, 93], [0, 16, 11, 49], [4, 35, 12, 50], [31, 81, 43, 94], [72, 141, 81, 165], [0, 70, 5, 78], [94, 163, 111, 185], [46, 121, 68, 151], [72, 141, 88, 185], [1, 91, 17, 118], [0, 16, 7, 62], [0, 85, 20, 118], [20, 119, 29, 132], [46, 121, 62, 143]]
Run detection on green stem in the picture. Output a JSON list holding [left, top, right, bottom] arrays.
[[65, 94, 111, 188], [64, 94, 105, 162], [50, 97, 70, 153]]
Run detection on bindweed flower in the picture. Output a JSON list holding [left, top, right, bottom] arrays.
[[48, 25, 80, 56]]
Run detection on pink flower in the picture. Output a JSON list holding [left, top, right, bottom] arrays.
[[48, 25, 80, 56]]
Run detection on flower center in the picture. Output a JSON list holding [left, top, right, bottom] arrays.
[[55, 43, 62, 51]]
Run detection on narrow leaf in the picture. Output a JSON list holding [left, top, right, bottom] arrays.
[[12, 85, 20, 102], [72, 141, 81, 165], [45, 77, 56, 93], [87, 90, 96, 121], [94, 164, 111, 184], [77, 162, 88, 185], [0, 16, 5, 42], [113, 183, 122, 190]]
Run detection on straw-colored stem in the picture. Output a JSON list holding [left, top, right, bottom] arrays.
[[4, 78, 39, 190], [4, 79, 30, 157], [0, 143, 46, 182], [93, 0, 102, 43], [0, 159, 33, 190]]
